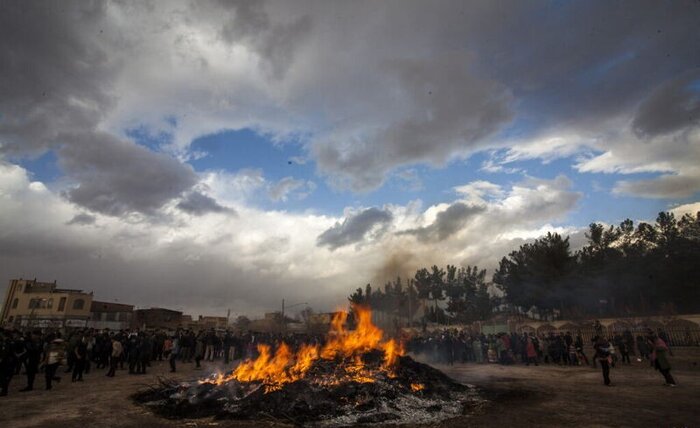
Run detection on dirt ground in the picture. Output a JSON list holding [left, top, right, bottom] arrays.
[[1, 349, 698, 428]]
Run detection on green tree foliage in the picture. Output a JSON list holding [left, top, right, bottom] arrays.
[[347, 211, 698, 321], [493, 232, 575, 316], [494, 211, 700, 316], [348, 264, 494, 325]]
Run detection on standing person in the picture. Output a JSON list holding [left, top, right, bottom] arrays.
[[204, 329, 216, 362], [658, 328, 672, 355], [525, 336, 538, 366], [64, 332, 78, 373], [72, 335, 87, 382], [593, 335, 612, 386], [194, 331, 205, 369], [574, 332, 589, 366], [12, 331, 26, 376], [169, 335, 180, 373], [106, 336, 123, 377], [138, 332, 150, 374], [563, 332, 574, 365], [20, 330, 42, 392], [637, 334, 650, 362], [0, 329, 17, 396], [153, 330, 165, 361], [163, 336, 173, 360], [472, 336, 483, 363], [43, 338, 65, 391], [649, 333, 676, 386], [180, 330, 192, 363], [127, 332, 141, 374]]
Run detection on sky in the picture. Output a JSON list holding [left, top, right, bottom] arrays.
[[1, 0, 699, 318]]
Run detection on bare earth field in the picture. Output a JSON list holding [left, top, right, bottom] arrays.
[[1, 350, 698, 428]]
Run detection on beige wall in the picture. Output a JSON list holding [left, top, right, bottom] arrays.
[[1, 279, 92, 326]]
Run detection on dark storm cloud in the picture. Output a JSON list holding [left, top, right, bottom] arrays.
[[293, 1, 700, 190], [0, 1, 198, 216], [66, 213, 97, 226], [177, 191, 235, 216], [615, 175, 700, 199], [0, 1, 111, 155], [317, 208, 393, 250], [400, 203, 485, 243], [313, 53, 513, 190], [463, 1, 700, 129], [59, 132, 198, 216], [208, 0, 313, 79], [632, 70, 700, 137]]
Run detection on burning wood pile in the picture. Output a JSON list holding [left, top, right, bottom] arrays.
[[134, 307, 480, 425]]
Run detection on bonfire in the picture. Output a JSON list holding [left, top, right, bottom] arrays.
[[134, 306, 480, 425]]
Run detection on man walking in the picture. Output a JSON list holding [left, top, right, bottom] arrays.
[[72, 335, 87, 382], [593, 335, 612, 386], [20, 330, 42, 391], [106, 336, 122, 377]]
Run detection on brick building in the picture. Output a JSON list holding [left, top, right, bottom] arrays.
[[88, 301, 134, 330]]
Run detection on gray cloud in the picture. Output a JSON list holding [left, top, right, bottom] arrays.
[[4, 1, 696, 196], [313, 53, 513, 190], [317, 208, 393, 250], [0, 1, 112, 156], [633, 70, 700, 137], [210, 0, 313, 79], [614, 174, 700, 199], [0, 2, 198, 216], [59, 132, 198, 216], [177, 191, 235, 216], [66, 213, 97, 226], [401, 203, 485, 242]]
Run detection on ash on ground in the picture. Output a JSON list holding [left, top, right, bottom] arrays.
[[133, 355, 482, 426]]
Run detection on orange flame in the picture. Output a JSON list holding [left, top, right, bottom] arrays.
[[212, 306, 404, 392], [410, 383, 425, 392]]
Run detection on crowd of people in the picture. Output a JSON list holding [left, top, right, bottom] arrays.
[[0, 327, 326, 397], [405, 324, 678, 387], [0, 323, 680, 397]]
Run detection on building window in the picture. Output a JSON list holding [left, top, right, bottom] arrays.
[[12, 298, 18, 309], [106, 312, 117, 322], [58, 297, 66, 312], [73, 299, 85, 310], [47, 298, 53, 309], [8, 316, 13, 323]]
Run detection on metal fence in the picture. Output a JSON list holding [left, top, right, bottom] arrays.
[[516, 317, 700, 347]]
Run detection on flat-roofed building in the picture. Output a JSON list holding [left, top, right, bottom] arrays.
[[0, 278, 93, 329], [132, 308, 183, 331], [197, 315, 229, 330], [88, 301, 134, 331]]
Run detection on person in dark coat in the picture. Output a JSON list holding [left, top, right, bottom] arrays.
[[72, 336, 87, 382], [593, 335, 612, 386], [137, 332, 151, 374], [0, 329, 17, 396], [649, 333, 676, 386], [20, 330, 42, 391], [127, 332, 141, 374], [574, 332, 589, 366]]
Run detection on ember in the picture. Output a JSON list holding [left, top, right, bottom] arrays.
[[134, 306, 481, 425]]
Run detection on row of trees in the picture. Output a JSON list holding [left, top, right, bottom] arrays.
[[349, 211, 700, 323], [348, 265, 494, 325], [494, 211, 700, 317]]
